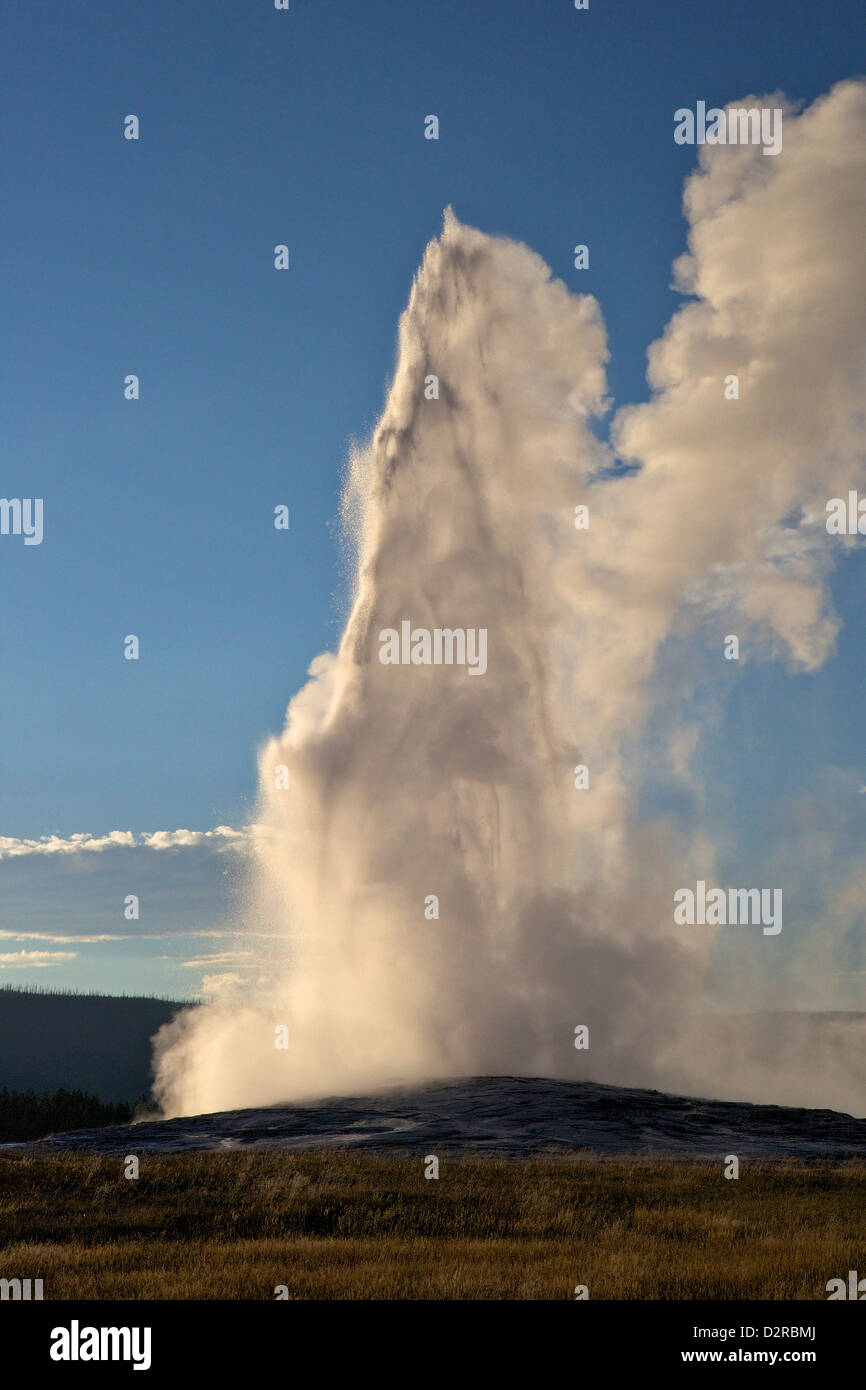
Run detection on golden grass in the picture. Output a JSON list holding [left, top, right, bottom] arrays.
[[0, 1150, 863, 1299]]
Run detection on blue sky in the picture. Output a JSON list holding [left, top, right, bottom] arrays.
[[1, 0, 865, 998]]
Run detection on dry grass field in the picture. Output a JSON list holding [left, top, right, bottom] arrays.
[[1, 1150, 863, 1300]]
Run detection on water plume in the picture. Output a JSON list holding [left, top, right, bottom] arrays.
[[154, 81, 866, 1119]]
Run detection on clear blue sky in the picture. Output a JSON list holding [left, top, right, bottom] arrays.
[[1, 0, 864, 998]]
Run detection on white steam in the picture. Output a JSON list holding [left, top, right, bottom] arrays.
[[154, 81, 866, 1119]]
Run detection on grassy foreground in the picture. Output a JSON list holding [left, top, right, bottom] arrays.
[[1, 1150, 864, 1300]]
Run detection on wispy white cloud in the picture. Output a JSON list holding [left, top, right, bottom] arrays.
[[0, 949, 77, 968], [0, 825, 248, 862], [201, 972, 246, 998], [0, 927, 281, 946], [182, 929, 282, 939], [174, 951, 254, 968], [0, 930, 125, 943]]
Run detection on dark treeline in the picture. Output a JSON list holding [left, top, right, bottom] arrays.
[[0, 1087, 134, 1142], [0, 984, 189, 1002], [0, 989, 194, 1098]]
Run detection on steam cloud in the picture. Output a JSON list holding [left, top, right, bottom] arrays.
[[154, 81, 866, 1119]]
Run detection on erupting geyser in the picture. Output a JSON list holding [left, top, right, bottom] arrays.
[[154, 84, 866, 1118]]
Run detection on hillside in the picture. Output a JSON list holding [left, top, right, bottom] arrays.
[[0, 987, 191, 1103]]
